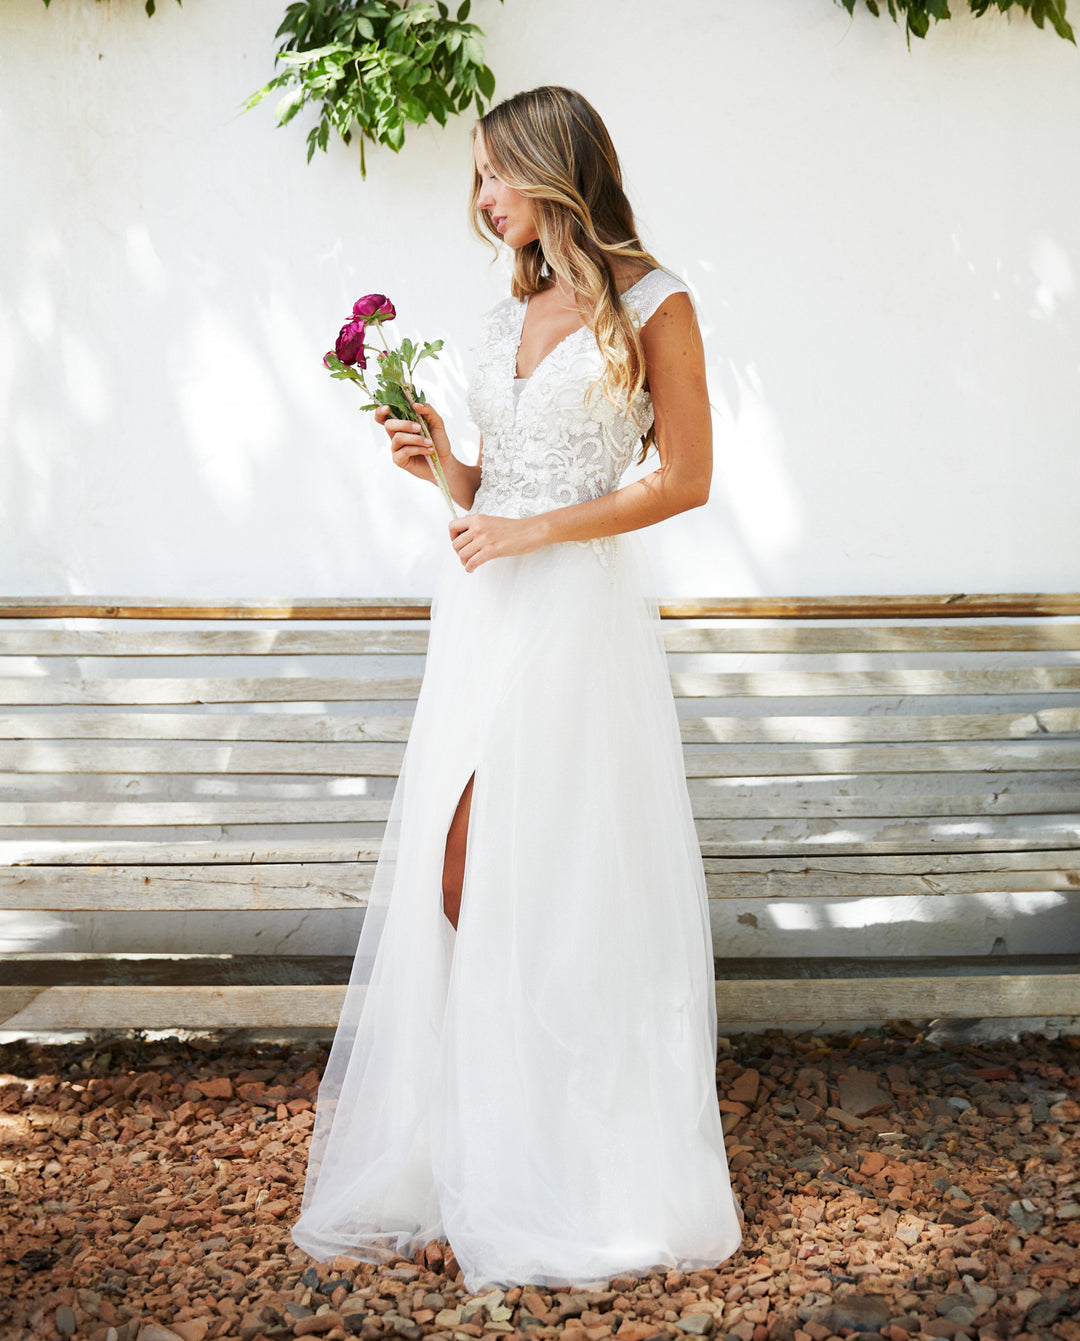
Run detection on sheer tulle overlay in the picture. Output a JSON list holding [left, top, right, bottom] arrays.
[[291, 270, 743, 1291]]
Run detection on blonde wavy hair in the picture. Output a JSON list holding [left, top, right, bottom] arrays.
[[470, 86, 664, 458]]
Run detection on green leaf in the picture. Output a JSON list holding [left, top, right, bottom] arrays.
[[275, 85, 308, 125], [244, 0, 501, 169]]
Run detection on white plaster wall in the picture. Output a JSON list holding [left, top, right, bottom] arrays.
[[2, 0, 1079, 598]]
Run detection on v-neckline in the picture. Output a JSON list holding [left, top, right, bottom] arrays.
[[513, 272, 653, 382]]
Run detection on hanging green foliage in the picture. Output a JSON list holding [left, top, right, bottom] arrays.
[[837, 0, 1074, 44], [244, 0, 500, 174], [40, 0, 180, 13]]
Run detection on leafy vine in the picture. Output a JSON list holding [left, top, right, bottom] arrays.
[[837, 0, 1074, 44], [244, 1, 500, 174]]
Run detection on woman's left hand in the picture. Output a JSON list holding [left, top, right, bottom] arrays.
[[449, 513, 546, 571]]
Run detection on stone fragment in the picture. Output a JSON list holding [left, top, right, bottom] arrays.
[[1026, 1291, 1080, 1328], [136, 1327, 186, 1341], [521, 1293, 549, 1320], [673, 1316, 714, 1335], [792, 1148, 829, 1173], [728, 1070, 760, 1106], [614, 1324, 662, 1341], [1007, 1200, 1043, 1233], [195, 1076, 234, 1100], [55, 1306, 77, 1338], [169, 1324, 209, 1341], [825, 1106, 868, 1133], [555, 1296, 591, 1322], [837, 1072, 892, 1119], [294, 1314, 345, 1336], [823, 1294, 891, 1332], [239, 1313, 266, 1341]]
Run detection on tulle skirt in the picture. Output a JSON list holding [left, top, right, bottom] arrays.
[[291, 532, 743, 1292]]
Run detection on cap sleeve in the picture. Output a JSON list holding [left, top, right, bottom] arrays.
[[622, 269, 692, 326]]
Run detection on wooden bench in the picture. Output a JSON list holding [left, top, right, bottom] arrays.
[[1, 594, 1078, 1032]]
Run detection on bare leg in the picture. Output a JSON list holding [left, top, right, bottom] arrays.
[[442, 772, 475, 931]]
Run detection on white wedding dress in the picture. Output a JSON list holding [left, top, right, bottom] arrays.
[[291, 269, 743, 1291]]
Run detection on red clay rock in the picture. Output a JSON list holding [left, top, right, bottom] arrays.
[[728, 1070, 761, 1106], [294, 1313, 344, 1335]]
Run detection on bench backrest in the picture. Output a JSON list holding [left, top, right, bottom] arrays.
[[2, 594, 1078, 1027]]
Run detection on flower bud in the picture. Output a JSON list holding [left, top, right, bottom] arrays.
[[352, 294, 396, 322], [335, 319, 367, 368]]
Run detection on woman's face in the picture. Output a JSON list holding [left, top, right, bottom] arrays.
[[474, 133, 539, 251]]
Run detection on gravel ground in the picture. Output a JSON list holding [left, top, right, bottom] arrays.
[[1, 1024, 1078, 1341]]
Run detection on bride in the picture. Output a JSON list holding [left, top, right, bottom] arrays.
[[291, 85, 744, 1292]]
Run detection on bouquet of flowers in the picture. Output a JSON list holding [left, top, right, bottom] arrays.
[[323, 294, 456, 515]]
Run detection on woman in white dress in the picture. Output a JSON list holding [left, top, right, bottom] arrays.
[[291, 85, 743, 1292]]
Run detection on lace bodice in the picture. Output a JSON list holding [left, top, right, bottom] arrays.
[[467, 269, 691, 532]]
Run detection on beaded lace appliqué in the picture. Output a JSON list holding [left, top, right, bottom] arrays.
[[466, 271, 689, 568]]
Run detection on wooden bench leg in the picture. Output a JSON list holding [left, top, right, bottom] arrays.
[[442, 772, 475, 931]]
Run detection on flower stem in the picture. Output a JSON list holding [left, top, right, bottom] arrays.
[[369, 323, 457, 517]]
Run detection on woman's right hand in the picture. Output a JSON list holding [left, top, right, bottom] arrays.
[[375, 401, 453, 485]]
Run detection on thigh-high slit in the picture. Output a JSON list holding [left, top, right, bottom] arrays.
[[443, 772, 475, 930]]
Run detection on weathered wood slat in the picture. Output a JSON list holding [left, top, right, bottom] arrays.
[[713, 974, 1080, 1022], [9, 784, 1078, 822], [8, 808, 1072, 852], [3, 852, 1077, 910], [4, 667, 1080, 705], [0, 629, 430, 657], [694, 814, 1080, 855], [668, 668, 1080, 698], [661, 596, 1080, 620], [6, 624, 1080, 656], [0, 799, 394, 825], [4, 841, 1076, 873], [663, 625, 1080, 653], [683, 742, 1080, 776], [1, 973, 1075, 1028], [4, 707, 1078, 745], [681, 708, 1080, 743], [0, 598, 434, 621], [703, 863, 1080, 899], [5, 739, 1080, 777], [4, 790, 1080, 828], [0, 677, 424, 705], [0, 713, 416, 743], [0, 863, 375, 910], [3, 594, 1079, 620], [2, 741, 407, 775]]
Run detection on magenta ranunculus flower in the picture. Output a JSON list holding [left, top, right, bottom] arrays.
[[323, 290, 452, 515], [335, 319, 367, 367], [352, 293, 396, 321]]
